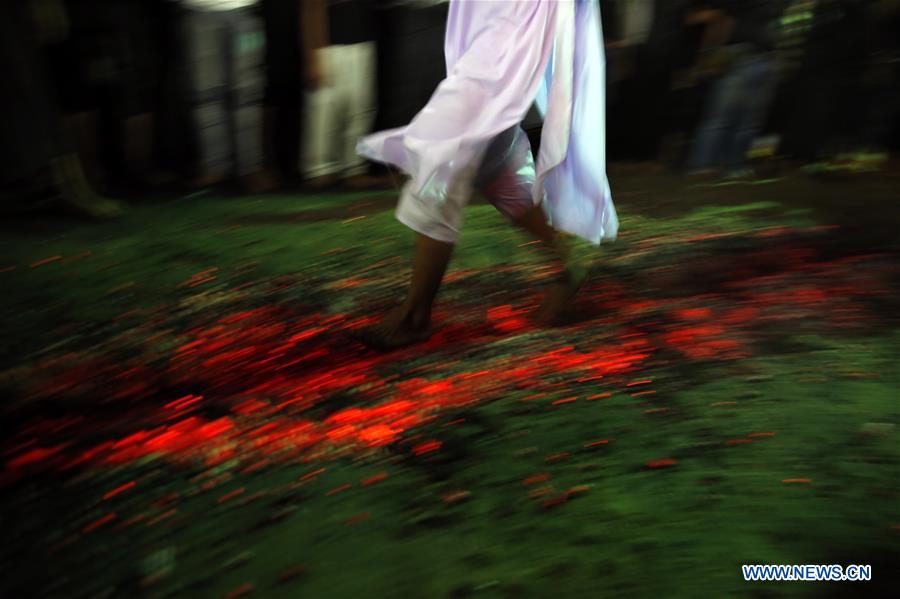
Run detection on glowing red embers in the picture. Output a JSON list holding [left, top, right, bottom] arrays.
[[545, 452, 570, 464], [412, 440, 443, 456], [345, 512, 371, 525], [164, 394, 203, 412], [30, 255, 63, 268], [218, 487, 246, 504], [583, 440, 610, 449], [224, 583, 254, 599], [674, 308, 712, 320], [361, 472, 388, 486], [523, 473, 551, 486], [566, 484, 591, 497], [552, 397, 577, 406], [83, 513, 116, 533], [486, 304, 530, 333], [7, 446, 65, 469], [103, 481, 136, 500], [646, 458, 677, 469], [325, 484, 352, 497], [442, 490, 471, 504]]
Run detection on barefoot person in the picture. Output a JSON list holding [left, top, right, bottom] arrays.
[[357, 0, 618, 350]]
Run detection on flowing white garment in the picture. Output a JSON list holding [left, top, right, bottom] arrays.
[[357, 0, 618, 245]]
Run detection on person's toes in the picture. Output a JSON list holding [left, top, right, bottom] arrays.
[[536, 269, 588, 324], [353, 324, 431, 352]]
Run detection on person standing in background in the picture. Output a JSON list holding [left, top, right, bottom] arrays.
[[0, 0, 122, 218], [687, 0, 787, 179], [182, 0, 276, 193], [610, 0, 692, 163], [47, 0, 173, 194], [300, 0, 383, 190]]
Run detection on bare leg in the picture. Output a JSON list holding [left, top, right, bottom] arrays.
[[512, 204, 586, 323], [359, 233, 454, 350], [513, 203, 568, 259]]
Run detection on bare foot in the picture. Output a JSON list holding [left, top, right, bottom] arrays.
[[355, 306, 432, 351], [52, 154, 125, 219], [61, 189, 125, 220], [535, 267, 589, 325]]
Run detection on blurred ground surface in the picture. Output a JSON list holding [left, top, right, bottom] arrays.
[[1, 167, 899, 598]]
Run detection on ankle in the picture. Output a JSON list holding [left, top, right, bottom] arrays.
[[398, 300, 431, 329]]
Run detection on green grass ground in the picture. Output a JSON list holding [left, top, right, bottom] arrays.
[[1, 170, 898, 598]]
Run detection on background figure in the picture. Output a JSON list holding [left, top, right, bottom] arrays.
[[47, 0, 172, 193], [301, 0, 381, 190], [261, 0, 303, 180], [688, 1, 786, 178], [374, 1, 448, 131], [859, 0, 900, 157], [182, 0, 274, 193], [611, 0, 692, 162], [154, 0, 196, 180], [778, 0, 868, 162], [604, 0, 657, 140], [0, 0, 121, 218], [0, 2, 65, 190]]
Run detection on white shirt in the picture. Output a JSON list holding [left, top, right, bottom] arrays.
[[182, 0, 258, 11]]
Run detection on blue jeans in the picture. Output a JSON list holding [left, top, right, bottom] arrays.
[[689, 54, 776, 172]]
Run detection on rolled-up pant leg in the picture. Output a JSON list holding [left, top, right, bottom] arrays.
[[395, 167, 475, 243], [395, 125, 536, 243], [477, 126, 537, 221]]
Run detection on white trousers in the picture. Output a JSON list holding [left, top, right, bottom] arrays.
[[301, 42, 376, 179]]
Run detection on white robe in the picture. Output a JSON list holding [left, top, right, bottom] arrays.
[[358, 0, 618, 245]]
